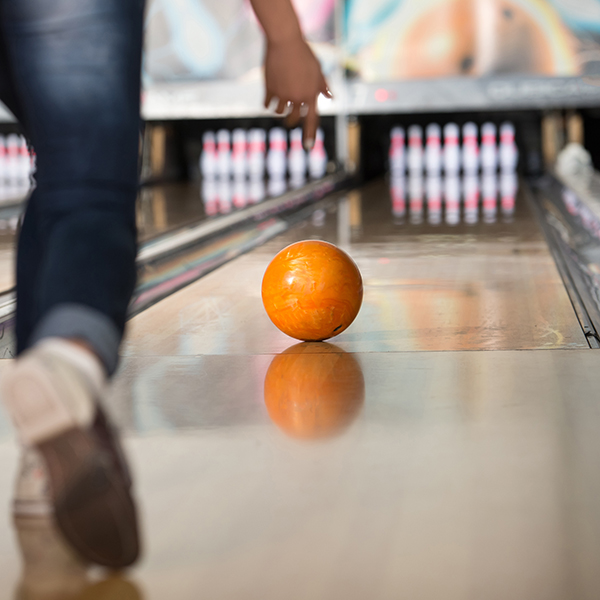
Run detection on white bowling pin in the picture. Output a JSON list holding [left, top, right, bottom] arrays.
[[425, 124, 442, 176], [216, 129, 231, 178], [248, 128, 266, 180], [0, 135, 6, 181], [443, 123, 460, 174], [407, 125, 423, 174], [499, 122, 518, 173], [461, 122, 479, 174], [200, 131, 216, 179], [5, 134, 20, 181], [288, 128, 307, 180], [481, 122, 498, 174], [17, 136, 30, 182], [389, 126, 406, 176], [308, 128, 327, 179], [200, 132, 217, 180], [267, 128, 287, 178], [231, 129, 248, 179], [390, 175, 406, 221]]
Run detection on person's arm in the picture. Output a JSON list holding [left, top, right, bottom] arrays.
[[249, 0, 332, 149]]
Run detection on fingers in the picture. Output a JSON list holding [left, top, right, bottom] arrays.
[[275, 98, 287, 115], [264, 91, 273, 109], [302, 98, 318, 151], [320, 76, 333, 99], [285, 103, 302, 128]]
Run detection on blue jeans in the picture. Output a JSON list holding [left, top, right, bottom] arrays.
[[0, 0, 145, 374]]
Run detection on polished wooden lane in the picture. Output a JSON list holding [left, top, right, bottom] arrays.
[[123, 178, 587, 356]]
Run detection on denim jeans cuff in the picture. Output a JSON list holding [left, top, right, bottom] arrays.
[[30, 304, 121, 375]]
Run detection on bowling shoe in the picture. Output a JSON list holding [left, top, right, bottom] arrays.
[[1, 340, 140, 568]]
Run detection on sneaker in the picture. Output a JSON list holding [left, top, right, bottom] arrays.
[[1, 341, 140, 568]]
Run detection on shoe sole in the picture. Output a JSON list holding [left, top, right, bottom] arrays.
[[2, 362, 140, 568]]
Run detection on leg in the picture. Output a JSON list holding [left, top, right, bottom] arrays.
[[0, 0, 145, 568], [1, 0, 144, 374]]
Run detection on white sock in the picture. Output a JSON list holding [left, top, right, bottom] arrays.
[[35, 338, 107, 399]]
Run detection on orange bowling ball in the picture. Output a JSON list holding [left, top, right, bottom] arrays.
[[261, 240, 363, 341], [264, 343, 365, 439]]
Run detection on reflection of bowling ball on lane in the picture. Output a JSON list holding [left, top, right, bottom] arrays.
[[262, 240, 363, 342], [392, 0, 575, 79], [264, 343, 365, 439]]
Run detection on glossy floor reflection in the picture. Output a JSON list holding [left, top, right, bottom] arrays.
[[0, 178, 596, 598], [3, 350, 600, 598]]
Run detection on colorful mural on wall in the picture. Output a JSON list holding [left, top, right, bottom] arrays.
[[143, 0, 337, 83], [345, 0, 600, 81]]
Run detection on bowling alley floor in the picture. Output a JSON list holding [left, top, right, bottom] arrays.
[[2, 177, 600, 599]]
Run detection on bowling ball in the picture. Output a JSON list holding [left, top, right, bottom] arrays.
[[262, 240, 363, 341], [264, 343, 365, 439]]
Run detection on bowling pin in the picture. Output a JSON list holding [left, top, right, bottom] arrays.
[[390, 175, 406, 222], [389, 126, 406, 176], [425, 124, 442, 177], [308, 128, 328, 179], [216, 129, 231, 178], [231, 129, 248, 179], [481, 122, 498, 174], [288, 128, 307, 180], [16, 136, 29, 182], [499, 122, 518, 173], [426, 175, 442, 225], [443, 123, 460, 174], [200, 132, 217, 179], [248, 128, 266, 180], [268, 176, 287, 198], [461, 122, 479, 174], [232, 177, 248, 209], [482, 172, 498, 223], [444, 174, 461, 225], [407, 125, 423, 174], [463, 173, 479, 225], [0, 135, 6, 181], [409, 173, 424, 224], [500, 171, 517, 220], [267, 128, 287, 179], [6, 134, 20, 181]]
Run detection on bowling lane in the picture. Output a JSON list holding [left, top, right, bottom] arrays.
[[123, 177, 586, 356], [0, 176, 593, 599]]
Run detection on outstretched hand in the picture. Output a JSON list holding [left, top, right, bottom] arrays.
[[264, 37, 332, 150]]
